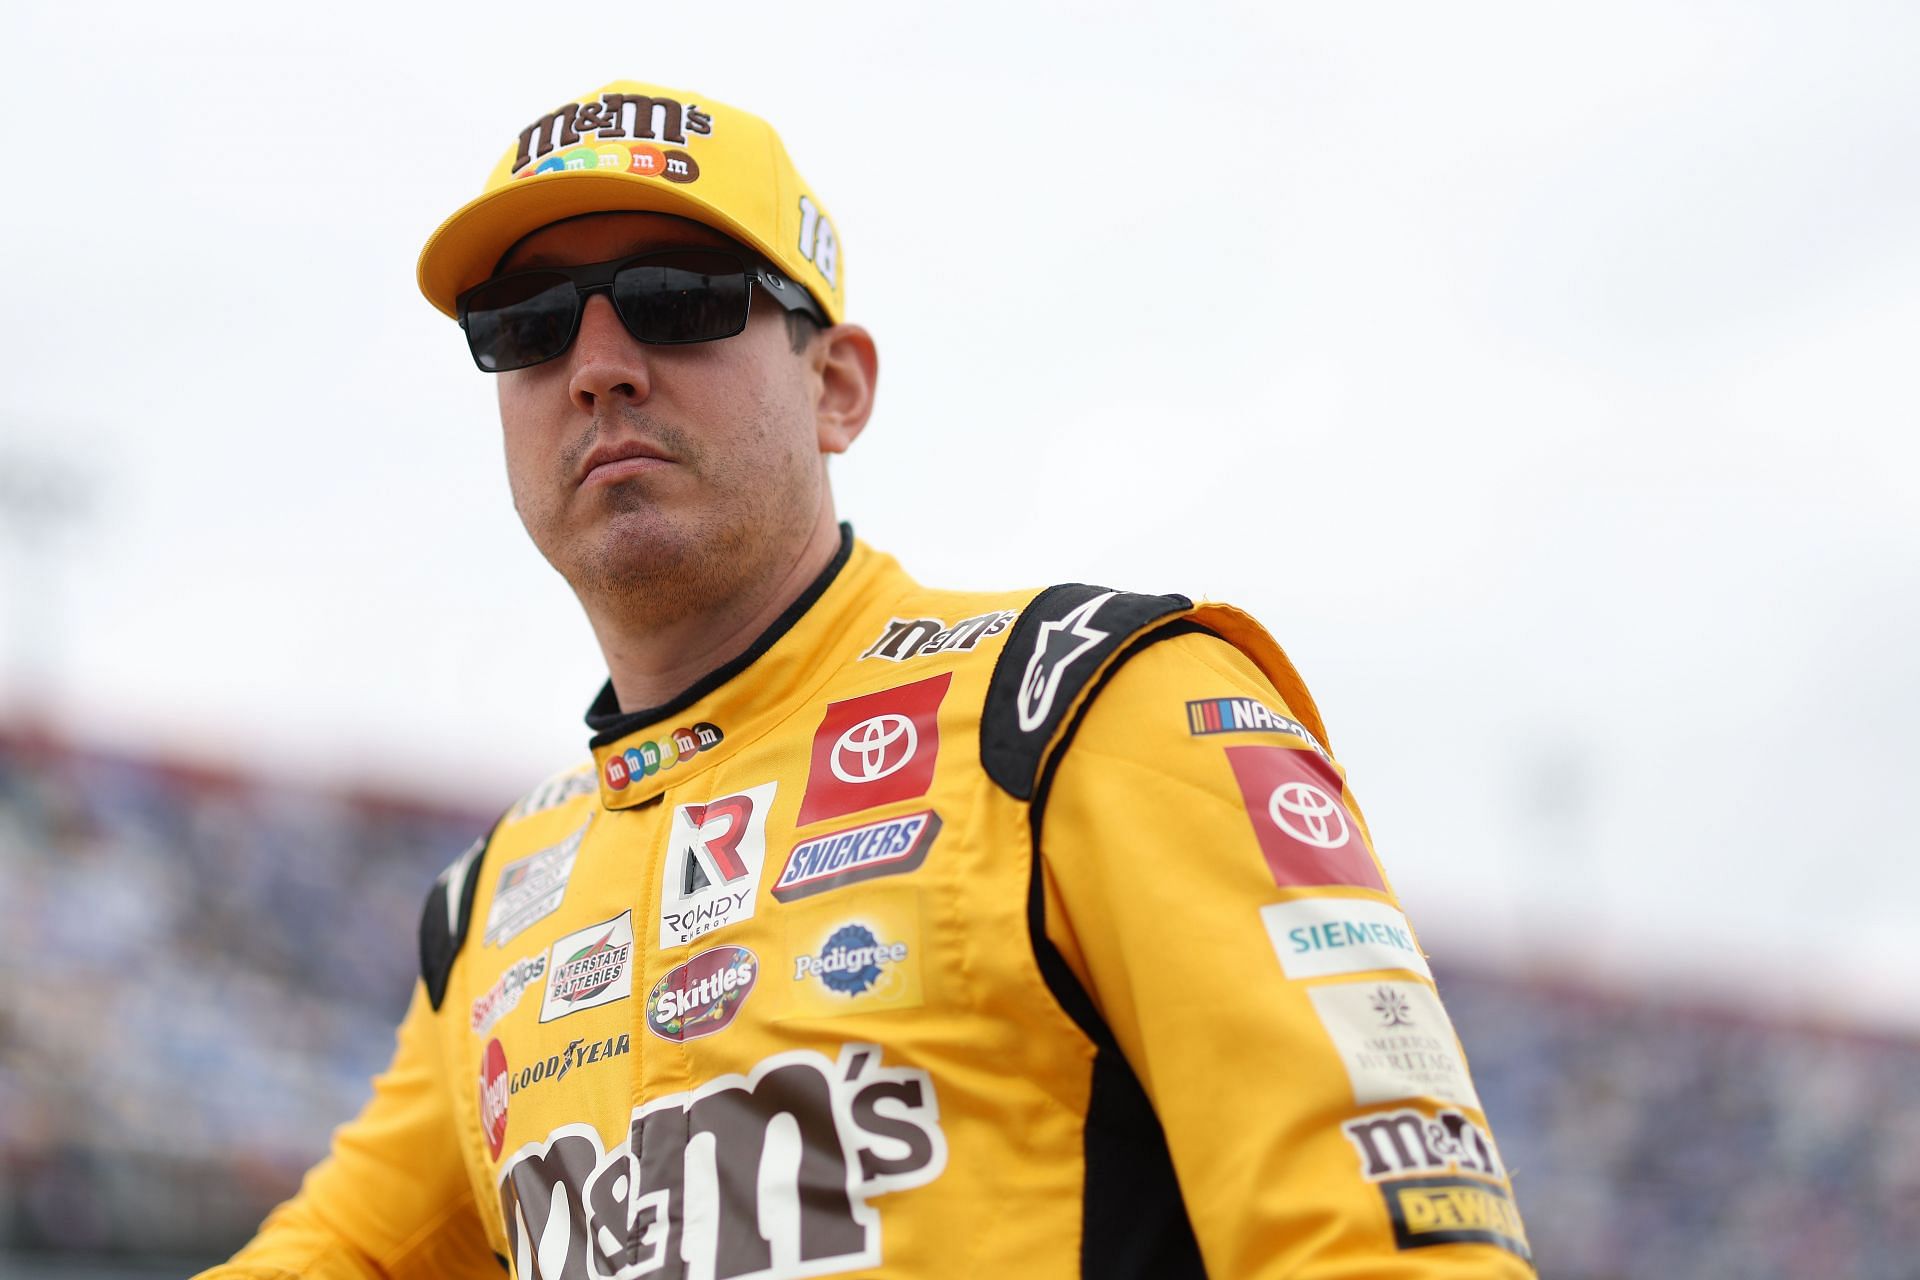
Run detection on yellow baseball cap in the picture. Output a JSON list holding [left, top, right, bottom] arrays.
[[417, 79, 843, 324]]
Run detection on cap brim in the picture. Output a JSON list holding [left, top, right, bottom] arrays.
[[416, 171, 798, 319]]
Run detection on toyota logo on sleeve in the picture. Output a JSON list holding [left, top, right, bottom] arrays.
[[1267, 780, 1350, 849], [1223, 745, 1385, 892], [831, 714, 918, 783], [799, 674, 951, 825]]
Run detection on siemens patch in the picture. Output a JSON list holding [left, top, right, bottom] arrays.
[[1259, 898, 1432, 981]]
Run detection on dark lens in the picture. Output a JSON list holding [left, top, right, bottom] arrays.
[[611, 251, 750, 344], [464, 273, 579, 372]]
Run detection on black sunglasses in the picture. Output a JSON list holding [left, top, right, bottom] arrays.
[[456, 248, 826, 373]]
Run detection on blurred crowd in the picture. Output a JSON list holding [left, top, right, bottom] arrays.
[[0, 728, 482, 1259], [2, 727, 1917, 1278]]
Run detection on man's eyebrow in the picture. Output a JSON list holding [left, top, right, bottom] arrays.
[[507, 234, 735, 272]]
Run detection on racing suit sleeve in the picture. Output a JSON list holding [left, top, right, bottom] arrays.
[[1038, 629, 1534, 1277], [194, 983, 498, 1280]]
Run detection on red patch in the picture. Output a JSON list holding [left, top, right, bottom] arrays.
[[479, 1038, 510, 1159], [604, 754, 630, 790], [1224, 746, 1385, 892], [797, 674, 951, 826]]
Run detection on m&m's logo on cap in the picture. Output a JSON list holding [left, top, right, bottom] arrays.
[[511, 91, 712, 183]]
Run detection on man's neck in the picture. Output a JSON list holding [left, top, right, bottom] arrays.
[[586, 515, 845, 715]]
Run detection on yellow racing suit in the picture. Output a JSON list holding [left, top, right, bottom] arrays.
[[202, 529, 1533, 1279]]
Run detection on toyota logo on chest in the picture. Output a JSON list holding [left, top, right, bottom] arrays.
[[799, 673, 951, 825], [830, 713, 918, 783]]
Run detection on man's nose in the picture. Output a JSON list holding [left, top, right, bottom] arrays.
[[568, 293, 652, 411]]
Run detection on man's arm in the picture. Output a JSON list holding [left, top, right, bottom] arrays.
[[1037, 628, 1534, 1277], [195, 984, 498, 1279]]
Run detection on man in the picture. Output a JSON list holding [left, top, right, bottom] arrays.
[[205, 80, 1533, 1278]]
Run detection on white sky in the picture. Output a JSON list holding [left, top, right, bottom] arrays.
[[3, 2, 1917, 1028]]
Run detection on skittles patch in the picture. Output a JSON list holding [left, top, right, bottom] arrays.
[[646, 946, 758, 1042]]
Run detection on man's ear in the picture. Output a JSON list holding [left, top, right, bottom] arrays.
[[812, 323, 879, 453]]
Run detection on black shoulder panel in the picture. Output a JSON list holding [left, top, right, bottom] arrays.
[[981, 584, 1190, 801], [418, 825, 495, 1011]]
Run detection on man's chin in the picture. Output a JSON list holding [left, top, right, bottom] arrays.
[[589, 471, 679, 512], [559, 512, 732, 605]]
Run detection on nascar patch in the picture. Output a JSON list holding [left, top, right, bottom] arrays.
[[771, 810, 940, 902], [1186, 696, 1329, 760]]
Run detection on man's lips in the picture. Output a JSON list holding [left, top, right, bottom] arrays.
[[579, 442, 675, 488]]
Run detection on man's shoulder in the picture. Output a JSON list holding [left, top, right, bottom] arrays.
[[424, 759, 597, 930], [500, 759, 599, 827], [418, 759, 596, 1011], [1059, 620, 1336, 765], [934, 580, 1332, 802]]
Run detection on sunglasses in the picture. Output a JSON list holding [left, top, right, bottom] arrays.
[[456, 248, 826, 373]]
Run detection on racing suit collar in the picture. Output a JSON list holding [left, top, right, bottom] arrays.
[[583, 525, 913, 811], [583, 523, 856, 741]]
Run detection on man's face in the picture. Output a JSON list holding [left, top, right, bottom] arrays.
[[493, 211, 830, 619]]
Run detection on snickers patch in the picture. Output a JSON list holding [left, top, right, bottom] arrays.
[[772, 810, 941, 901]]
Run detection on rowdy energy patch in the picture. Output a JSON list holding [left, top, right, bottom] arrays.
[[658, 781, 778, 947]]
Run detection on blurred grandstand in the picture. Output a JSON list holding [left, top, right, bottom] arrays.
[[3, 726, 1917, 1279]]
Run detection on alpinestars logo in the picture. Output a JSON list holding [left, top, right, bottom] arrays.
[[660, 781, 777, 946], [1016, 591, 1114, 731], [499, 1044, 946, 1280]]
